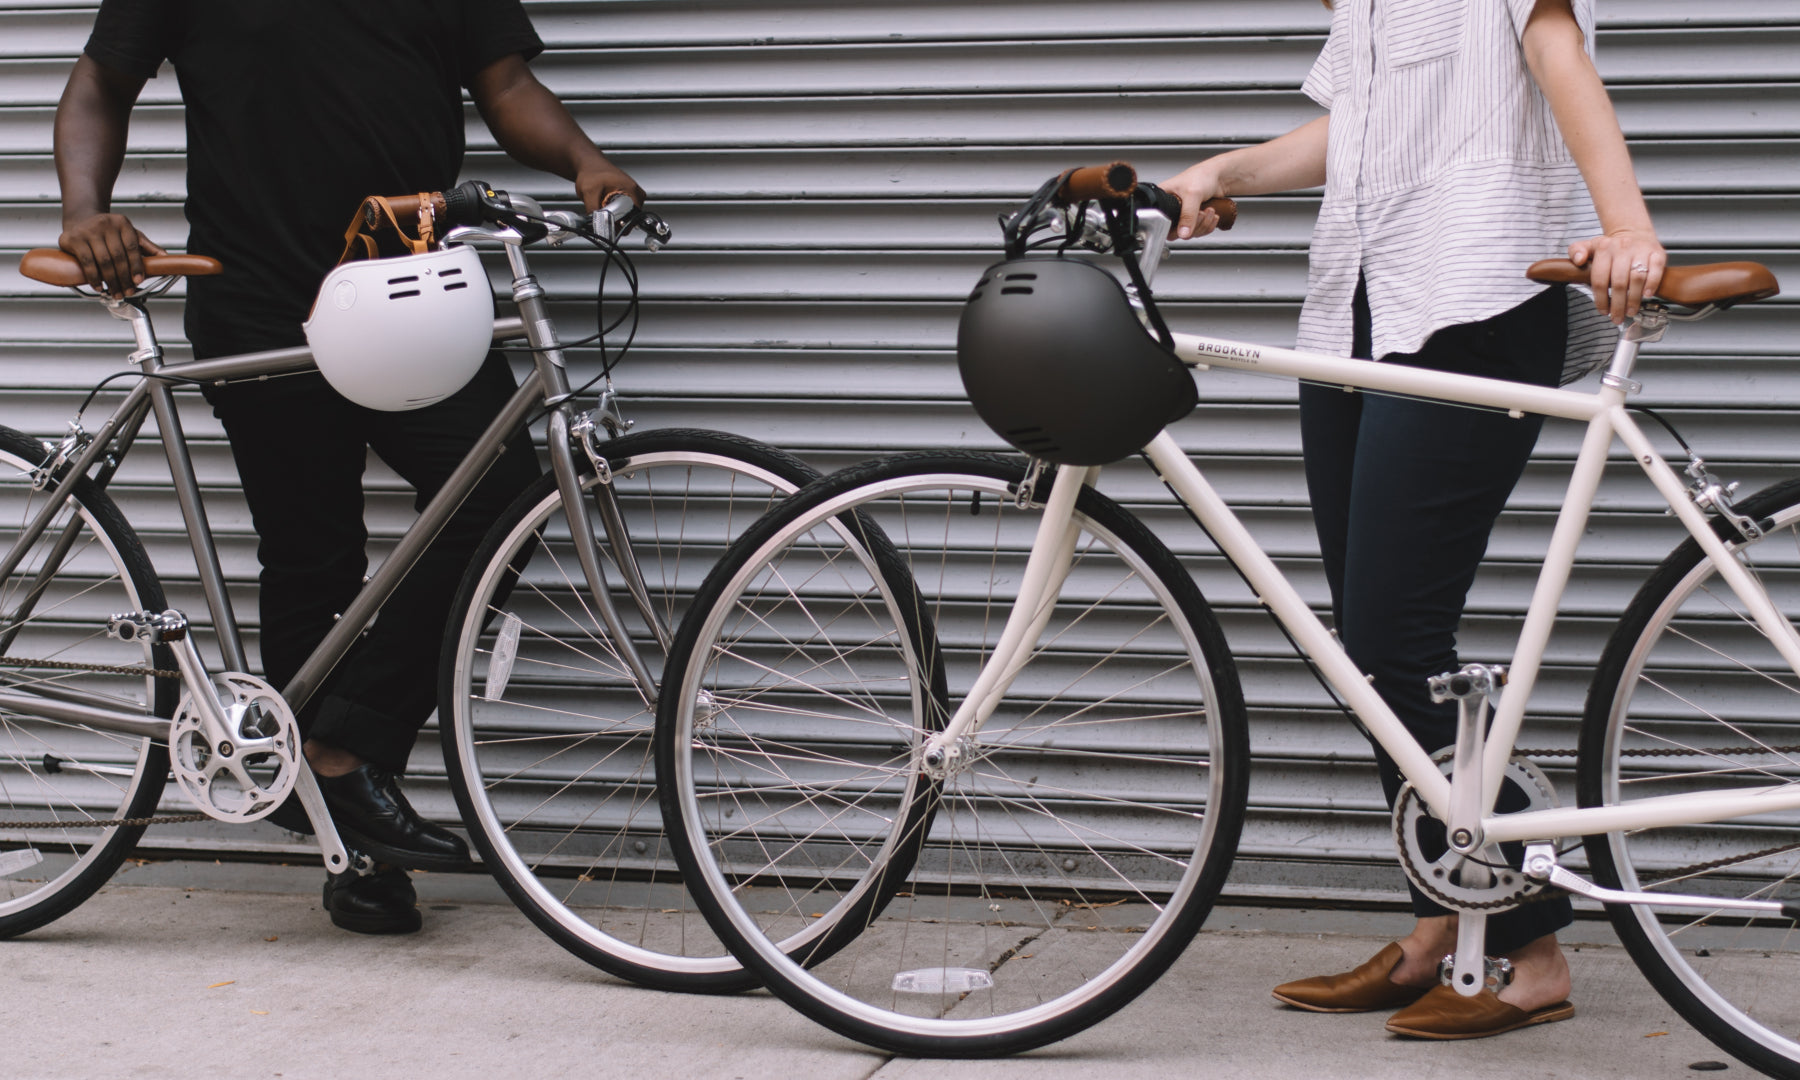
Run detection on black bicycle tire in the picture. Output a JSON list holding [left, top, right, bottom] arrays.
[[0, 423, 174, 939], [439, 426, 820, 993], [657, 451, 1251, 1056], [1578, 475, 1800, 1079]]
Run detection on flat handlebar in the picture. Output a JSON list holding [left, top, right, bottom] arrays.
[[1050, 161, 1238, 232]]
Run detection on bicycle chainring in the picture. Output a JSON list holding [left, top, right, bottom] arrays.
[[1394, 752, 1559, 912], [170, 672, 302, 824]]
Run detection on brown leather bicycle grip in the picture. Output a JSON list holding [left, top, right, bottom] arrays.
[[1199, 196, 1238, 231], [363, 192, 447, 230], [1054, 163, 1138, 205]]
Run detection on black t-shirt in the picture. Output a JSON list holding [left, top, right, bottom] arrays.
[[84, 0, 542, 358]]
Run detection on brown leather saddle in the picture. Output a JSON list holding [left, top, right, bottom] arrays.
[[18, 248, 222, 288], [1527, 258, 1779, 308]]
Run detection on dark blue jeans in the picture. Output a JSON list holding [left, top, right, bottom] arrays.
[[1298, 280, 1574, 954]]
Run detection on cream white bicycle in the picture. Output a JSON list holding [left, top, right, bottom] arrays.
[[653, 163, 1800, 1071]]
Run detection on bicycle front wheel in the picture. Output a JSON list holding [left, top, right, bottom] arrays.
[[440, 427, 817, 992], [0, 423, 173, 938], [1579, 476, 1800, 1077], [658, 452, 1249, 1056]]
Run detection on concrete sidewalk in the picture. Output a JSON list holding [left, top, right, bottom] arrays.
[[0, 860, 1743, 1080]]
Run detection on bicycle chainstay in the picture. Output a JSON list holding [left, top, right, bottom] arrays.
[[1410, 744, 1800, 908], [0, 657, 195, 828]]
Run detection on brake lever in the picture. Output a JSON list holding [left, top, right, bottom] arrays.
[[591, 193, 673, 251]]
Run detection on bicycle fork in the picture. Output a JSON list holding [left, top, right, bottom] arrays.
[[538, 409, 675, 708], [920, 462, 1093, 777]]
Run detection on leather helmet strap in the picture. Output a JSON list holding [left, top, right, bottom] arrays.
[[332, 194, 437, 266]]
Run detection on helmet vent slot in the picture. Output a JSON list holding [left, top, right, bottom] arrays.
[[1000, 286, 1034, 295], [386, 274, 420, 285], [1002, 273, 1037, 281], [438, 267, 464, 278], [388, 289, 422, 300], [442, 282, 469, 292]]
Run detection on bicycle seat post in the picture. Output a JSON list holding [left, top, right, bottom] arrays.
[[1598, 302, 1664, 397]]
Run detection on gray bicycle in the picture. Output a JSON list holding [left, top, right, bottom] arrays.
[[1, 184, 814, 992]]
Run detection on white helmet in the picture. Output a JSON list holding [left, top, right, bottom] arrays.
[[303, 243, 494, 411]]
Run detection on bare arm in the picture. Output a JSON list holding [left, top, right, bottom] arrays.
[[1160, 115, 1330, 239], [469, 53, 645, 213], [55, 54, 165, 294], [1521, 0, 1664, 322]]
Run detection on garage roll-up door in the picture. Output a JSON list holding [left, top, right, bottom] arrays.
[[0, 1, 1794, 902]]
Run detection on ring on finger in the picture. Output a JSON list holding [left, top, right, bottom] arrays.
[[1630, 262, 1649, 275]]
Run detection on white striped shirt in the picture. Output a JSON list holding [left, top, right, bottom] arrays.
[[1297, 0, 1615, 379]]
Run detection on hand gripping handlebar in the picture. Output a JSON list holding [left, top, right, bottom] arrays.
[[1051, 161, 1238, 231]]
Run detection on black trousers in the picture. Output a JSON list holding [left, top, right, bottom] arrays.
[[1297, 280, 1574, 954], [202, 352, 540, 773]]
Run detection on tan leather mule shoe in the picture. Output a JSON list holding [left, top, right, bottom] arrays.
[[1271, 942, 1432, 1013], [1385, 984, 1574, 1039]]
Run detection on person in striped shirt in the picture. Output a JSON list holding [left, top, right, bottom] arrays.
[[1163, 0, 1664, 1041]]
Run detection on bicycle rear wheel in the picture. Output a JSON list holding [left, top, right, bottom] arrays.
[[1579, 477, 1800, 1077], [658, 452, 1249, 1055], [440, 428, 818, 992], [0, 423, 173, 937]]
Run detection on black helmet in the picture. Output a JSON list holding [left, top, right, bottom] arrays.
[[956, 256, 1197, 466]]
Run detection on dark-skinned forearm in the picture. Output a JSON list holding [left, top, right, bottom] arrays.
[[55, 54, 161, 292], [471, 55, 644, 208], [55, 55, 138, 222]]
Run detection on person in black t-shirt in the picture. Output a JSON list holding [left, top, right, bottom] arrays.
[[55, 0, 645, 935]]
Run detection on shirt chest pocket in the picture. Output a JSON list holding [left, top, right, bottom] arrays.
[[1384, 0, 1466, 67]]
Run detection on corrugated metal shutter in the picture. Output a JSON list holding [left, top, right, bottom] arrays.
[[1, 0, 1795, 900]]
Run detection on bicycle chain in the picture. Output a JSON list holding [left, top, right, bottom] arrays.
[[0, 813, 207, 829], [0, 659, 198, 827], [1395, 759, 1559, 912], [1516, 746, 1800, 759], [0, 657, 180, 679], [1394, 803, 1561, 912]]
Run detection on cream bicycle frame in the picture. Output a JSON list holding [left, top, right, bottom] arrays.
[[922, 308, 1800, 853]]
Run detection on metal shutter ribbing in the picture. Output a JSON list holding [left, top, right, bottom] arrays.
[[0, 1, 1795, 897]]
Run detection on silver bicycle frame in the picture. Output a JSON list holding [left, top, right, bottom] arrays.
[[3, 227, 668, 859]]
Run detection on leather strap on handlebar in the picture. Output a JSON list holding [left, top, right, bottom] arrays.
[[332, 192, 443, 265]]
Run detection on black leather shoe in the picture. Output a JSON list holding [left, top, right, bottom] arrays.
[[316, 764, 471, 871], [323, 865, 421, 935], [264, 791, 314, 835]]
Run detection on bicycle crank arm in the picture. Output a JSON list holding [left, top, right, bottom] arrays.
[[292, 765, 353, 875], [1524, 844, 1799, 920]]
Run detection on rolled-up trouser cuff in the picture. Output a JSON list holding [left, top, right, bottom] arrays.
[[309, 694, 417, 775]]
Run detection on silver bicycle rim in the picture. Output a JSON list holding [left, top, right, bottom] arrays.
[[449, 448, 815, 975], [1601, 498, 1800, 1064], [671, 470, 1228, 1040], [0, 450, 158, 918]]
